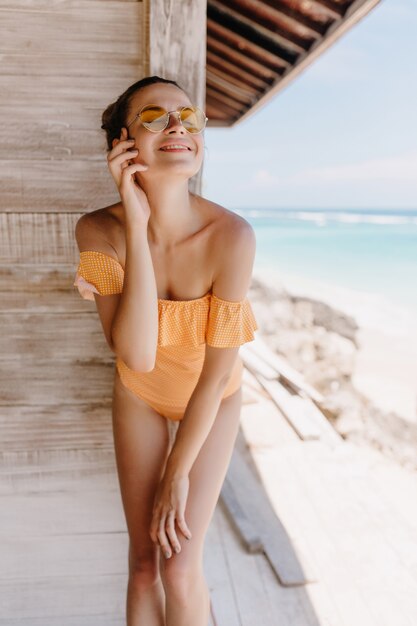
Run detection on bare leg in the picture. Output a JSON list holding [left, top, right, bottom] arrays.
[[112, 369, 170, 626], [160, 387, 242, 626]]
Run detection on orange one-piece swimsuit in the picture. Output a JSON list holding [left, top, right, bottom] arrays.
[[74, 250, 258, 421]]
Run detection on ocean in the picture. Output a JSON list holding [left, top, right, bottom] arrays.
[[237, 208, 417, 316]]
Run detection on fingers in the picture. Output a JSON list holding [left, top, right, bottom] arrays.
[[107, 140, 137, 164], [109, 148, 139, 170], [176, 514, 192, 541], [107, 127, 146, 172], [120, 163, 149, 186], [165, 510, 181, 555], [157, 513, 173, 559], [150, 509, 192, 559]]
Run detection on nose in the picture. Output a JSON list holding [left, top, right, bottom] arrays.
[[165, 111, 185, 133]]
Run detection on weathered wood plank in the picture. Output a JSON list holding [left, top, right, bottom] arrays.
[[239, 344, 278, 379], [0, 403, 113, 452], [0, 290, 91, 313], [0, 312, 111, 360], [148, 0, 207, 199], [2, 485, 125, 535], [0, 360, 115, 405], [4, 532, 128, 579], [222, 428, 318, 586], [220, 477, 264, 553], [0, 118, 116, 163], [0, 573, 127, 620], [1, 52, 140, 77], [0, 0, 140, 8], [0, 213, 82, 262], [240, 393, 299, 449], [0, 106, 109, 161], [259, 375, 342, 446], [204, 507, 241, 626], [0, 618, 123, 626], [250, 436, 417, 625], [1, 160, 118, 211], [253, 375, 321, 441], [260, 541, 346, 626], [0, 75, 141, 109], [0, 457, 118, 495], [245, 335, 324, 403], [216, 497, 279, 625], [0, 2, 143, 56]]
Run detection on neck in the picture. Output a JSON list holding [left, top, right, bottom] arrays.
[[137, 175, 197, 247]]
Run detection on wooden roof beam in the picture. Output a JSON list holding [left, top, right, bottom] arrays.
[[206, 66, 262, 98], [206, 85, 245, 112], [206, 50, 271, 90], [310, 0, 345, 19], [235, 0, 381, 126], [206, 75, 253, 107], [205, 102, 231, 121], [207, 19, 292, 70], [268, 0, 330, 36], [207, 36, 286, 77], [208, 2, 299, 63], [219, 0, 321, 49]]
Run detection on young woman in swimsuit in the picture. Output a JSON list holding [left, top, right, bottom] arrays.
[[74, 75, 258, 626]]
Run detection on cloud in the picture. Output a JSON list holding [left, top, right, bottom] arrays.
[[205, 147, 266, 164], [294, 152, 417, 184], [252, 169, 283, 186], [249, 152, 417, 188]]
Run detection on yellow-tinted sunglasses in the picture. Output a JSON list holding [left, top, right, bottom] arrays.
[[126, 104, 208, 134]]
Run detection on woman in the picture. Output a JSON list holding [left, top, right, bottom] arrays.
[[74, 75, 258, 626]]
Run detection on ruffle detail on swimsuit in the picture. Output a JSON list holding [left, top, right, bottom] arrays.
[[74, 250, 124, 299], [73, 273, 100, 301], [157, 297, 210, 347], [206, 295, 259, 347], [73, 250, 258, 347]]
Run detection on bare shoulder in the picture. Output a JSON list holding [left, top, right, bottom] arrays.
[[198, 196, 255, 254], [75, 202, 123, 258], [196, 198, 256, 298]]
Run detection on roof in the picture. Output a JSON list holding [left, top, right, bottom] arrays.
[[205, 0, 381, 126]]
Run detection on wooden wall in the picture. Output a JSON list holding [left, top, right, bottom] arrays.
[[0, 7, 207, 615], [0, 0, 207, 482]]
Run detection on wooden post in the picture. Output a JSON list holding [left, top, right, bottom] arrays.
[[144, 0, 207, 195]]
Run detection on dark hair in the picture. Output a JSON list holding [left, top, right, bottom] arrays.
[[101, 76, 188, 150]]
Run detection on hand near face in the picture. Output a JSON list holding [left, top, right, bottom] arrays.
[[107, 126, 151, 224]]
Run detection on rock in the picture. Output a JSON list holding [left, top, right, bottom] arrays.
[[291, 295, 359, 344], [248, 275, 417, 471]]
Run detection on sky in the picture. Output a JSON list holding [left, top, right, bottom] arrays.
[[202, 0, 417, 210]]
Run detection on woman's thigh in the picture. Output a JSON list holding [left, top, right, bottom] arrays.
[[112, 369, 170, 573], [162, 386, 242, 575]]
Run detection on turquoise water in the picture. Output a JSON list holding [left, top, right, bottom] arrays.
[[236, 208, 417, 315]]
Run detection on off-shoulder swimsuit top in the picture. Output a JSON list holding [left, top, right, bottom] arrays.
[[74, 250, 258, 420]]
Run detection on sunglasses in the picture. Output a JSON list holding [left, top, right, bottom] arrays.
[[126, 104, 208, 134]]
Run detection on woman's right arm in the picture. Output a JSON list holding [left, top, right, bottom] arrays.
[[75, 127, 158, 372], [111, 219, 158, 372]]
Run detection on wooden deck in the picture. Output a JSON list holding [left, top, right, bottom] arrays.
[[2, 335, 417, 625]]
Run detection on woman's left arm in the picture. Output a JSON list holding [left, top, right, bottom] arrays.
[[149, 219, 257, 553]]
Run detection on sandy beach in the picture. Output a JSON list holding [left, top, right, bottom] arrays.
[[249, 267, 417, 471]]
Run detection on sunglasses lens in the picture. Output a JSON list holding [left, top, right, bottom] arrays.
[[179, 107, 206, 133], [141, 106, 168, 131], [139, 105, 207, 133]]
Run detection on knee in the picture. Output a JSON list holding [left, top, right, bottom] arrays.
[[161, 560, 203, 605], [128, 551, 160, 589]]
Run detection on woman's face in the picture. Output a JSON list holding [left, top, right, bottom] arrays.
[[123, 83, 205, 180]]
